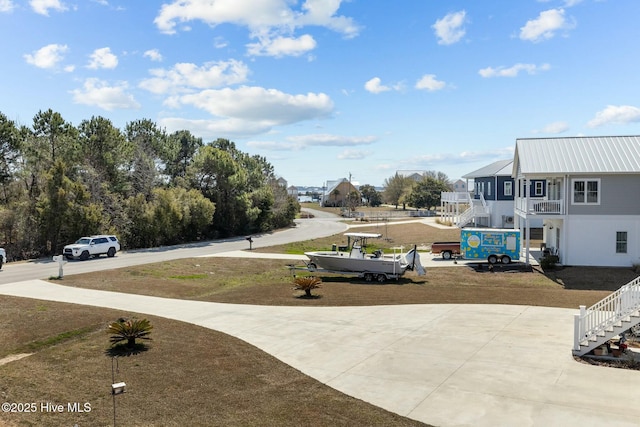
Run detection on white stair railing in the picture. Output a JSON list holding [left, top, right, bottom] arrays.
[[573, 275, 640, 355], [478, 192, 488, 212], [455, 193, 490, 227], [455, 205, 475, 227]]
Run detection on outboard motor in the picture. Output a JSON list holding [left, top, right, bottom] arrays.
[[403, 246, 426, 276]]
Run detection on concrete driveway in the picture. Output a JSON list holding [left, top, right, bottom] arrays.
[[1, 279, 639, 427]]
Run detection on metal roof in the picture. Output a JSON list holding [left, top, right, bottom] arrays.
[[462, 159, 513, 179], [513, 135, 640, 176]]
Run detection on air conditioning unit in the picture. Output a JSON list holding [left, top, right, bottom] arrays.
[[502, 215, 514, 224]]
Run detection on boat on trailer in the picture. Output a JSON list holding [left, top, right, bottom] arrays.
[[302, 232, 425, 282]]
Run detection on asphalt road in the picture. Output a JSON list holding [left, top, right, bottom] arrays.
[[0, 208, 348, 285]]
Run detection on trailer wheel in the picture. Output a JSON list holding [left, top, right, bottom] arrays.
[[501, 255, 511, 264], [364, 273, 374, 282], [307, 263, 317, 272], [376, 274, 387, 283], [487, 255, 498, 264], [442, 251, 452, 260]]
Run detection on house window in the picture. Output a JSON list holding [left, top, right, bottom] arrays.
[[504, 181, 512, 196], [534, 181, 544, 196], [487, 182, 491, 196], [572, 179, 600, 204], [616, 232, 628, 254]]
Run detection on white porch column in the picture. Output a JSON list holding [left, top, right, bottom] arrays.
[[525, 217, 530, 265], [525, 178, 530, 265]]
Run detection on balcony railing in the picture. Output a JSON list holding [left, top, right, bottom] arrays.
[[515, 197, 564, 215], [441, 192, 471, 203]]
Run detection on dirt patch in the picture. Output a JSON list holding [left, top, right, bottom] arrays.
[[0, 353, 32, 366]]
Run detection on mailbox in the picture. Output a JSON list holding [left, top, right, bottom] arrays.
[[245, 236, 253, 250], [52, 254, 67, 278]]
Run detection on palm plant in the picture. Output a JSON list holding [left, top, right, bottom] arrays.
[[108, 317, 153, 348], [293, 276, 322, 298]]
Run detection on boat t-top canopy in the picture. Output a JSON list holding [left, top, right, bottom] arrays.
[[344, 232, 382, 238]]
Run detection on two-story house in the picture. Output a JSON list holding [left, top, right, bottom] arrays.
[[441, 159, 543, 229], [463, 159, 520, 228], [513, 135, 640, 267]]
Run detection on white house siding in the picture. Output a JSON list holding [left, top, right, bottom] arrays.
[[564, 215, 640, 267], [487, 201, 515, 228]]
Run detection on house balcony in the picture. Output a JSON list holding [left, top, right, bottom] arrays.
[[515, 197, 564, 215], [441, 192, 471, 203]]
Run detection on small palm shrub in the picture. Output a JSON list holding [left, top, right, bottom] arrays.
[[293, 276, 322, 298], [108, 317, 153, 348]]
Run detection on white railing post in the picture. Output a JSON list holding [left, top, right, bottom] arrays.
[[574, 313, 581, 351]]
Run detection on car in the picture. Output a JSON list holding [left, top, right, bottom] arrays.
[[0, 247, 5, 269], [63, 235, 120, 261]]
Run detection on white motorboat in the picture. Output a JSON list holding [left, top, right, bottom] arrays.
[[304, 232, 425, 280]]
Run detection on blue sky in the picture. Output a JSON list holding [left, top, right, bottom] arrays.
[[2, 0, 640, 187]]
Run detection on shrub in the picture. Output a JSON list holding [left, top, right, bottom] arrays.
[[108, 317, 153, 348], [293, 276, 322, 298]]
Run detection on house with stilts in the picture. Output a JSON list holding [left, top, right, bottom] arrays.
[[513, 135, 640, 267], [441, 159, 531, 228], [511, 135, 640, 356]]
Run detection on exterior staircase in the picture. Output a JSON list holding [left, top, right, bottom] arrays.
[[573, 275, 640, 356], [456, 193, 489, 227]]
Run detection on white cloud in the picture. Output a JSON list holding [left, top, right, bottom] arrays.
[[143, 49, 163, 62], [87, 47, 118, 69], [288, 134, 376, 147], [337, 149, 372, 160], [246, 140, 301, 151], [24, 43, 69, 69], [0, 0, 15, 12], [154, 0, 359, 57], [70, 78, 140, 110], [520, 8, 575, 42], [213, 37, 228, 48], [415, 74, 446, 91], [364, 77, 390, 94], [403, 147, 515, 168], [534, 121, 570, 134], [171, 86, 333, 123], [30, 0, 67, 15], [478, 63, 550, 78], [297, 0, 360, 38], [160, 86, 334, 136], [587, 105, 640, 128], [246, 34, 317, 57], [139, 59, 249, 94], [159, 117, 271, 139], [248, 134, 376, 151], [432, 10, 467, 45]]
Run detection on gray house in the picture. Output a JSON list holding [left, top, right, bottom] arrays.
[[513, 135, 640, 267]]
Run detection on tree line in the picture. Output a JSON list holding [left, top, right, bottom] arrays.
[[355, 172, 451, 210], [0, 109, 299, 261]]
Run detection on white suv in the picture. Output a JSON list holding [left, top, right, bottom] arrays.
[[63, 235, 120, 260], [0, 247, 5, 269]]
